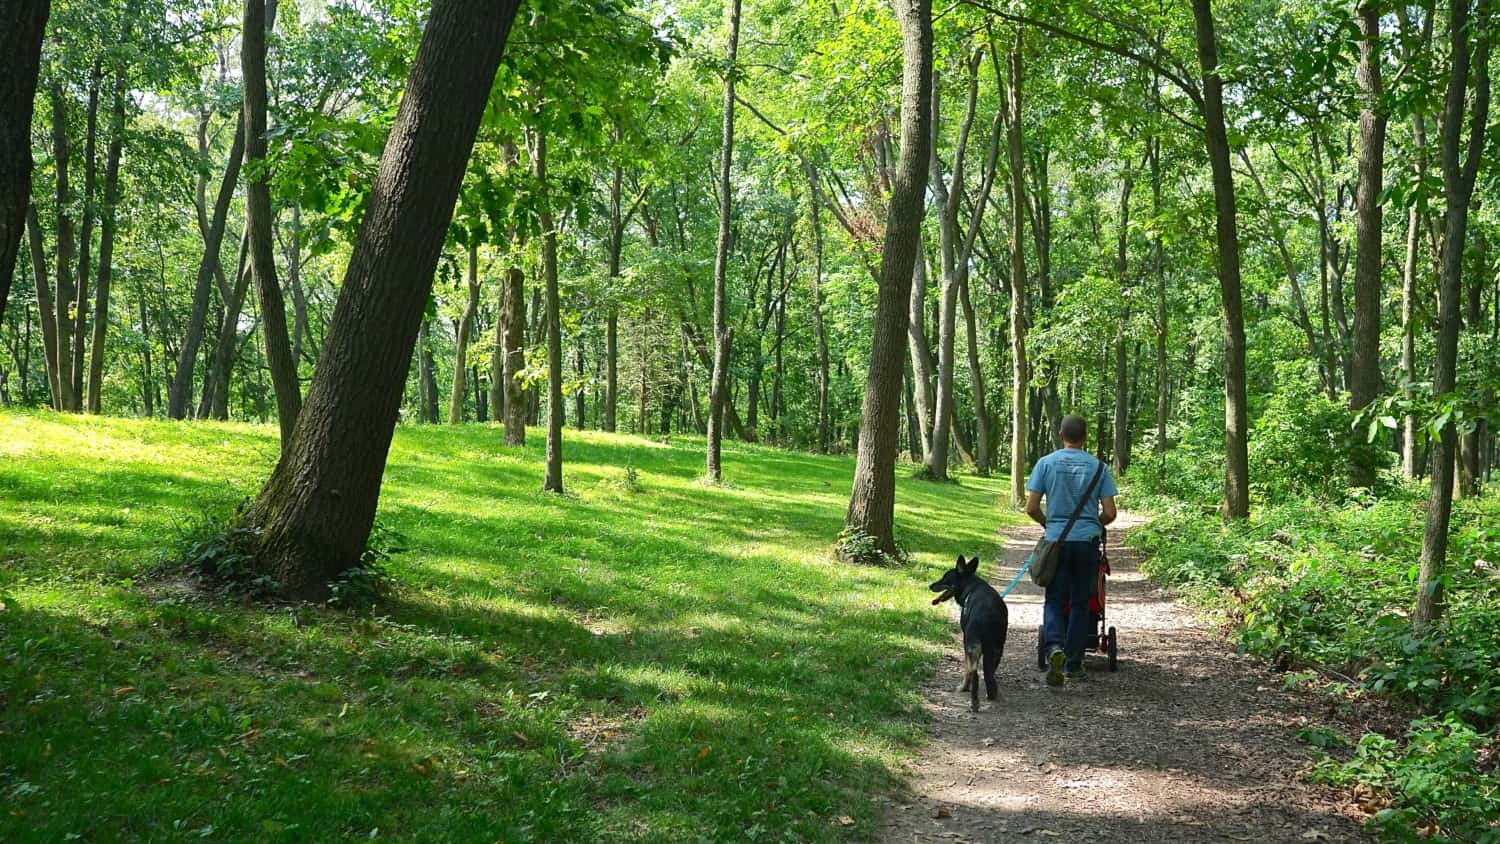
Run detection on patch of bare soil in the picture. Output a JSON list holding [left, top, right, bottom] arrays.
[[880, 513, 1370, 843]]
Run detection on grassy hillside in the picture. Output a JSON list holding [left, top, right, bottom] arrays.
[[0, 412, 1022, 842]]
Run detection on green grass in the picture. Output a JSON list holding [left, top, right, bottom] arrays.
[[0, 411, 1023, 842]]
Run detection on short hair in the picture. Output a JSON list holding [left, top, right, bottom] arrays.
[[1059, 415, 1088, 444]]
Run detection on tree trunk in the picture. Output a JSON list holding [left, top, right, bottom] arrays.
[[243, 0, 300, 444], [1349, 0, 1386, 488], [501, 263, 526, 445], [169, 115, 245, 419], [70, 62, 101, 411], [706, 0, 741, 483], [1004, 35, 1029, 508], [50, 83, 79, 413], [26, 205, 61, 408], [804, 159, 832, 454], [959, 273, 990, 475], [1416, 0, 1489, 627], [241, 0, 520, 599], [907, 249, 937, 459], [202, 232, 251, 419], [449, 243, 480, 423], [844, 0, 931, 556], [536, 127, 564, 493], [1112, 163, 1133, 475], [86, 69, 127, 414], [574, 331, 586, 429], [0, 0, 50, 326], [418, 318, 438, 423], [1149, 132, 1168, 455], [1192, 0, 1251, 519]]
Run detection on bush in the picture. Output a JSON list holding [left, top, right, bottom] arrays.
[[1248, 364, 1392, 502], [1131, 490, 1500, 839]]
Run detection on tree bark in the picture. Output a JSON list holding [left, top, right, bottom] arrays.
[[959, 273, 990, 475], [1192, 0, 1251, 519], [844, 0, 932, 556], [706, 0, 741, 483], [26, 205, 60, 408], [1004, 35, 1029, 508], [1349, 0, 1387, 488], [1112, 162, 1133, 475], [0, 0, 50, 326], [243, 0, 300, 444], [449, 243, 480, 423], [51, 83, 79, 413], [805, 160, 832, 454], [86, 68, 127, 414], [907, 248, 937, 459], [1416, 0, 1489, 627], [202, 231, 251, 419], [71, 62, 102, 410], [1150, 135, 1168, 455], [242, 0, 520, 599], [418, 317, 439, 423], [501, 263, 526, 445], [169, 115, 245, 419], [536, 127, 564, 493]]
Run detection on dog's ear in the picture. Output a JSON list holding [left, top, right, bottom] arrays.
[[954, 554, 966, 569], [961, 556, 977, 573], [969, 556, 981, 572]]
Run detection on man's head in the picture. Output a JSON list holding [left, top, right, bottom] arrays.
[[1059, 415, 1088, 447]]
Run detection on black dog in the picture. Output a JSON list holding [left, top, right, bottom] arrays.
[[930, 556, 1008, 712]]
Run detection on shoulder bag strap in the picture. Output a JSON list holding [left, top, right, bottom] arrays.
[[1056, 461, 1106, 543]]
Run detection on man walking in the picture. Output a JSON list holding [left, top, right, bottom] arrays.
[[1025, 415, 1118, 686]]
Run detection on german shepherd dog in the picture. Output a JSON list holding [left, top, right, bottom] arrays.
[[930, 556, 1008, 711]]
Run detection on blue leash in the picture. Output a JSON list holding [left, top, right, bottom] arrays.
[[998, 552, 1034, 599]]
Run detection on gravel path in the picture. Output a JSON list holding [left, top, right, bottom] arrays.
[[880, 513, 1369, 843]]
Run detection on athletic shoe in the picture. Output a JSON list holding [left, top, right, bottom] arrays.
[[1045, 649, 1065, 687]]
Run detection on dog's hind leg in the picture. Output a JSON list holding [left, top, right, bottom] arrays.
[[982, 645, 1001, 701], [964, 647, 981, 712]]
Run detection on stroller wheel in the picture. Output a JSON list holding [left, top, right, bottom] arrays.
[[1107, 626, 1118, 672], [1036, 624, 1046, 670]]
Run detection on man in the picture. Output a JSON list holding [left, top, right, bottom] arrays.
[[1024, 415, 1118, 686]]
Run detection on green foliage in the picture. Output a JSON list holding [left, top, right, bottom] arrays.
[[1248, 363, 1389, 501], [1309, 716, 1500, 843]]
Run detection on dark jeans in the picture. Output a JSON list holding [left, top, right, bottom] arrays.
[[1042, 540, 1100, 672]]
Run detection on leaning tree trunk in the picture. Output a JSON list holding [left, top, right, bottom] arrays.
[[241, 0, 521, 600], [204, 235, 252, 419], [0, 0, 51, 326], [87, 68, 127, 414], [1349, 0, 1386, 488], [844, 0, 932, 557], [449, 243, 480, 423], [1192, 0, 1251, 519], [169, 115, 245, 420], [243, 0, 300, 445], [1417, 0, 1490, 626], [706, 0, 741, 483], [536, 126, 565, 493], [26, 205, 61, 407]]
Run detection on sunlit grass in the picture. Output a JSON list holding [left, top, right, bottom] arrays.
[[0, 411, 1023, 842]]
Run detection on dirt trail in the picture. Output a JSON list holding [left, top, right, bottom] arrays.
[[880, 513, 1368, 843]]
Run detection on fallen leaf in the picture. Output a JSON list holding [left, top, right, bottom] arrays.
[[837, 816, 854, 826], [112, 686, 136, 697], [512, 731, 529, 746], [696, 745, 711, 760], [981, 737, 996, 747], [1301, 831, 1330, 841], [930, 806, 950, 819]]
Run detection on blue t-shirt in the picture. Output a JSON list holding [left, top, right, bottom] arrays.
[[1025, 448, 1118, 541]]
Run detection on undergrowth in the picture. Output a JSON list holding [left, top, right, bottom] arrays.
[[1128, 477, 1500, 842]]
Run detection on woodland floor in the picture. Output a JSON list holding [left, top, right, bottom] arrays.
[[879, 514, 1373, 843]]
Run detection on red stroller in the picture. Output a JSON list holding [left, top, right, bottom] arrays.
[[1035, 532, 1119, 672]]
